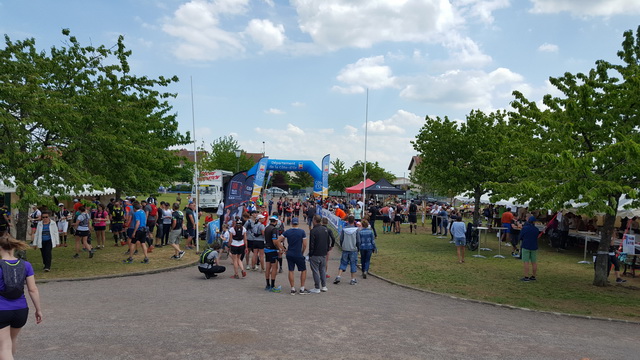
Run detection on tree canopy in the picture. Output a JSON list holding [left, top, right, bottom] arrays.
[[0, 29, 189, 239], [199, 135, 256, 173]]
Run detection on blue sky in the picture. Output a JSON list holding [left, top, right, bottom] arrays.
[[1, 0, 639, 177]]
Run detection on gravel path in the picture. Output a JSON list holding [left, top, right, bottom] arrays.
[[16, 223, 640, 359]]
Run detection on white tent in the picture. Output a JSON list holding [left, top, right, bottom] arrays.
[[0, 177, 115, 197]]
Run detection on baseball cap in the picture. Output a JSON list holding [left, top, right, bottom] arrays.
[[257, 214, 265, 219], [58, 203, 64, 207], [291, 217, 299, 225], [269, 216, 278, 221], [73, 199, 79, 202], [528, 216, 536, 223]]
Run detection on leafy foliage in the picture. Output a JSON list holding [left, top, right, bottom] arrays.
[[199, 135, 256, 173]]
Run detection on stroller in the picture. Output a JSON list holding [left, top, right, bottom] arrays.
[[466, 222, 479, 251]]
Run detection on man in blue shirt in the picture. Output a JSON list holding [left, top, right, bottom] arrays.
[[278, 217, 308, 295], [123, 202, 149, 264], [519, 216, 540, 281]]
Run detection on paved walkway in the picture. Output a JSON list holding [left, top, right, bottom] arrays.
[[17, 222, 640, 359]]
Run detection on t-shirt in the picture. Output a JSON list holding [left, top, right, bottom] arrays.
[[229, 226, 246, 247], [283, 228, 306, 257], [450, 221, 466, 238], [501, 211, 515, 225], [77, 213, 90, 231], [93, 210, 108, 227], [110, 207, 124, 223], [171, 210, 184, 231], [133, 210, 147, 230], [42, 223, 51, 242], [198, 250, 219, 269], [185, 208, 195, 230], [0, 259, 34, 310], [249, 221, 265, 242], [162, 209, 173, 225], [144, 204, 156, 221], [264, 224, 278, 250]]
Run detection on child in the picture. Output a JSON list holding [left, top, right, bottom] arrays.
[[198, 243, 226, 279], [220, 224, 230, 256]]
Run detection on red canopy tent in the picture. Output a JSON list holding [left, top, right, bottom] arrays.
[[345, 179, 375, 194]]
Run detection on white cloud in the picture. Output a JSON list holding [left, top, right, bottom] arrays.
[[538, 43, 559, 53], [400, 67, 527, 110], [162, 0, 249, 60], [332, 56, 398, 94], [453, 0, 511, 24], [441, 33, 492, 67], [245, 19, 286, 50], [366, 110, 423, 135], [291, 101, 306, 107], [264, 108, 285, 115], [529, 0, 640, 17], [292, 0, 460, 51], [286, 123, 304, 135]]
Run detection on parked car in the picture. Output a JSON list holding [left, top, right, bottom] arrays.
[[292, 189, 307, 196], [266, 187, 288, 197]]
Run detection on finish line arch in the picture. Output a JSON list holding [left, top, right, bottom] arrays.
[[246, 155, 330, 199]]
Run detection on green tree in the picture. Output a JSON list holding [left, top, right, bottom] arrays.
[[291, 171, 314, 188], [507, 26, 640, 286], [0, 30, 189, 240], [199, 135, 255, 173], [345, 161, 396, 186], [329, 158, 349, 195], [412, 110, 510, 225]]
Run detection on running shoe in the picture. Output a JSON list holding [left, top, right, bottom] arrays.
[[299, 289, 311, 295], [242, 270, 247, 278], [529, 276, 536, 281], [520, 277, 530, 282], [265, 285, 272, 291], [326, 274, 331, 278], [270, 286, 282, 293], [89, 250, 95, 259], [321, 286, 328, 292], [362, 272, 367, 279], [170, 255, 178, 259], [205, 273, 211, 279], [279, 267, 283, 273], [246, 265, 251, 270], [309, 288, 321, 294], [44, 268, 50, 272], [73, 253, 79, 259], [350, 278, 358, 285], [178, 251, 185, 259], [616, 278, 627, 283], [290, 289, 296, 295], [141, 257, 149, 264], [122, 258, 133, 264], [333, 276, 341, 284]]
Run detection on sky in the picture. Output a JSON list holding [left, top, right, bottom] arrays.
[[1, 0, 639, 178]]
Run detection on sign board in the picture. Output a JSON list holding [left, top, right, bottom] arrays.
[[623, 234, 635, 254]]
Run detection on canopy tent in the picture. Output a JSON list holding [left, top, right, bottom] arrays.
[[365, 178, 406, 195], [0, 177, 115, 197], [345, 179, 375, 194]]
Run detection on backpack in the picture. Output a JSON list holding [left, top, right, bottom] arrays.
[[199, 248, 215, 264], [0, 260, 26, 300], [233, 225, 245, 241], [150, 204, 158, 217]]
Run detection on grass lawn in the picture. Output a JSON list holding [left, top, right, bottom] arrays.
[[369, 223, 640, 321]]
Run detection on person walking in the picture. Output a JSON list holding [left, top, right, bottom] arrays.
[[278, 217, 309, 295], [55, 204, 71, 247], [263, 216, 283, 292], [122, 202, 149, 264], [228, 220, 248, 279], [334, 215, 360, 285], [450, 216, 467, 263], [168, 203, 186, 260], [32, 211, 59, 272], [308, 215, 331, 293], [73, 206, 95, 259], [0, 233, 43, 359], [93, 203, 108, 249], [358, 219, 376, 279], [519, 216, 540, 281]]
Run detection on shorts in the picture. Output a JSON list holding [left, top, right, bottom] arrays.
[[265, 250, 278, 263], [230, 245, 245, 255], [454, 237, 466, 246], [382, 216, 390, 223], [247, 240, 255, 250], [186, 228, 195, 239], [502, 223, 512, 234], [57, 221, 69, 233], [394, 215, 402, 222], [250, 240, 265, 250], [0, 308, 28, 329], [127, 228, 135, 239], [168, 229, 182, 245], [521, 249, 537, 263], [408, 214, 417, 223], [339, 251, 358, 273], [286, 255, 306, 271], [131, 228, 147, 244], [146, 221, 156, 232], [75, 230, 90, 237], [110, 223, 123, 232], [94, 225, 106, 231]]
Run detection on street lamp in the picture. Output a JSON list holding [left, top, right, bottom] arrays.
[[234, 149, 241, 173]]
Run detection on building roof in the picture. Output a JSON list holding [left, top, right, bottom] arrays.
[[175, 149, 208, 164], [245, 152, 264, 164], [408, 156, 422, 171]]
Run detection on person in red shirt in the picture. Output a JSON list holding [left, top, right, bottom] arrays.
[[501, 209, 515, 244], [334, 207, 347, 220]]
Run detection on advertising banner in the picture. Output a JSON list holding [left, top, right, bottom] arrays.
[[321, 154, 330, 199], [251, 157, 269, 201], [222, 172, 247, 228]]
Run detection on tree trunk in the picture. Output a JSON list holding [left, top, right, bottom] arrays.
[[15, 205, 28, 242], [472, 187, 482, 227], [115, 189, 122, 201], [593, 195, 620, 286]]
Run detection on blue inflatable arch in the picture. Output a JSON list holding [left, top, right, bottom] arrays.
[[246, 156, 329, 198]]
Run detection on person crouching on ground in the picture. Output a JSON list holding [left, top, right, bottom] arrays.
[[358, 219, 376, 279], [198, 243, 226, 279], [519, 216, 540, 281], [450, 216, 466, 263]]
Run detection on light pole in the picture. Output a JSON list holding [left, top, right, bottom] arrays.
[[234, 149, 241, 173]]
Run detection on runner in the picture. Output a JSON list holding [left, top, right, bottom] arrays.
[[122, 202, 149, 264], [263, 216, 283, 292], [249, 214, 266, 272], [228, 220, 248, 279], [72, 206, 95, 259], [168, 203, 186, 260], [160, 202, 172, 246], [109, 200, 125, 247], [56, 203, 71, 247], [408, 200, 418, 235], [29, 205, 41, 238], [185, 202, 196, 250], [279, 217, 309, 295]]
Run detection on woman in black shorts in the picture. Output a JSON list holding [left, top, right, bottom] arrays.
[[0, 233, 42, 358], [228, 221, 248, 279]]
